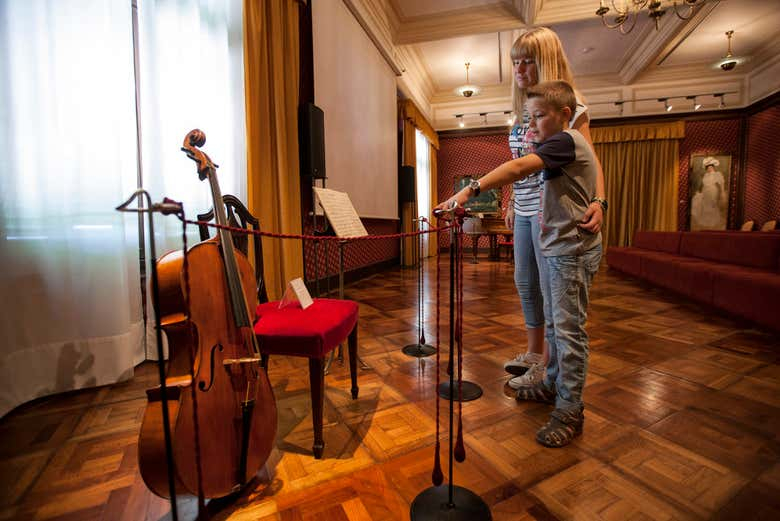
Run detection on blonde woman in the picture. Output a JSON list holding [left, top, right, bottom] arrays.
[[503, 27, 607, 390]]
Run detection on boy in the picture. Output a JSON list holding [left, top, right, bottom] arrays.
[[437, 80, 602, 448]]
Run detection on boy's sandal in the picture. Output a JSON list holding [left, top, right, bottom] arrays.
[[535, 409, 583, 448], [514, 382, 555, 404]]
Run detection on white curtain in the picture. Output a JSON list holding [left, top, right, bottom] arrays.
[[137, 0, 246, 253], [0, 0, 246, 417], [415, 129, 431, 257], [0, 0, 141, 418]]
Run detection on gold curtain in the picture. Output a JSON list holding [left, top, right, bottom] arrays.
[[427, 141, 439, 258], [243, 0, 303, 300], [401, 115, 417, 266], [592, 121, 684, 247], [400, 99, 440, 265]]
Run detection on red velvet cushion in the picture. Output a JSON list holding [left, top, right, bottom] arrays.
[[680, 232, 780, 270], [254, 298, 358, 358], [712, 269, 780, 332], [607, 247, 642, 277], [633, 231, 682, 254]]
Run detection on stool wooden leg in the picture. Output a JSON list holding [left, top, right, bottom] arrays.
[[348, 325, 359, 399], [309, 357, 325, 459]]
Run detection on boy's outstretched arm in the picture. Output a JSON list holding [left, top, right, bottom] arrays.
[[435, 154, 545, 211]]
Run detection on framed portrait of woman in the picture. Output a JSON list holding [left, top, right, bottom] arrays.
[[689, 154, 731, 231]]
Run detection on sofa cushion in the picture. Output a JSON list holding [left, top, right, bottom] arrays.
[[679, 232, 780, 271], [607, 247, 642, 277], [712, 269, 780, 332], [640, 252, 683, 290], [673, 258, 718, 305], [633, 231, 683, 254]]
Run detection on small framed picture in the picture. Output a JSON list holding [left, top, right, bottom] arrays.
[[689, 154, 731, 231]]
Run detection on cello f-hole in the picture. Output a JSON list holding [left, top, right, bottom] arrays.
[[198, 343, 224, 392]]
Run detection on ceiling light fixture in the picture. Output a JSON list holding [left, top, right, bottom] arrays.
[[719, 30, 737, 71], [686, 95, 702, 111], [505, 111, 515, 126], [595, 0, 710, 35], [454, 62, 481, 98]]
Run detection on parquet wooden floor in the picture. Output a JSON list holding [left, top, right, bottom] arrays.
[[2, 258, 779, 520]]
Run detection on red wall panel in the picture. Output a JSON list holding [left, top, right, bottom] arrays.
[[745, 104, 780, 226], [437, 132, 513, 248]]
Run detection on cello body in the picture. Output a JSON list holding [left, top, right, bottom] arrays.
[[138, 131, 277, 499]]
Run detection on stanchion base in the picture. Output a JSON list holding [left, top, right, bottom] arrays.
[[402, 343, 436, 358], [410, 484, 491, 520], [438, 381, 482, 402]]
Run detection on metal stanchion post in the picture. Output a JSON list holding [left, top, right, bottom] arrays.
[[403, 217, 435, 358]]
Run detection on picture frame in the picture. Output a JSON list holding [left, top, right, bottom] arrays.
[[688, 153, 731, 231], [454, 176, 501, 214]]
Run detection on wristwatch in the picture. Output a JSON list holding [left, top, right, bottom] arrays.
[[591, 197, 608, 211], [469, 179, 481, 197]]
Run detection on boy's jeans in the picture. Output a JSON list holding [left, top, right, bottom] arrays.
[[541, 244, 602, 412]]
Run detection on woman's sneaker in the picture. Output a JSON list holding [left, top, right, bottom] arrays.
[[503, 352, 543, 376], [507, 362, 545, 389]]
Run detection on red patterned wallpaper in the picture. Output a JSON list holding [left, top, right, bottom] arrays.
[[303, 218, 399, 283], [678, 118, 742, 230], [437, 132, 513, 248], [744, 105, 780, 226]]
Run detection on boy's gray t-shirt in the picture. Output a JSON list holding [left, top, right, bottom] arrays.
[[533, 129, 602, 257]]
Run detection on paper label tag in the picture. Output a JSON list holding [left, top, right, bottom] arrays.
[[278, 277, 314, 310]]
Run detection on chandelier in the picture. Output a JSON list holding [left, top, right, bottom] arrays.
[[454, 62, 481, 98], [596, 0, 710, 34]]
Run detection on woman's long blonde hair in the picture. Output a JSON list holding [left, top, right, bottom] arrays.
[[510, 27, 580, 120]]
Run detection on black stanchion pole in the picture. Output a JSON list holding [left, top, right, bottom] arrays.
[[403, 217, 435, 358], [409, 209, 491, 521]]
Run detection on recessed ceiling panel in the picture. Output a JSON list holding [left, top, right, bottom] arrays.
[[415, 32, 503, 91], [551, 18, 651, 77]]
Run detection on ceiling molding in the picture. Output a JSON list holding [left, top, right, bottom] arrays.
[[342, 0, 403, 76], [653, 1, 720, 66], [394, 3, 524, 45], [535, 0, 601, 25], [513, 0, 541, 25], [617, 14, 691, 85]]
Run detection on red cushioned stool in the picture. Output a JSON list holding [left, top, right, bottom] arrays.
[[254, 298, 359, 459]]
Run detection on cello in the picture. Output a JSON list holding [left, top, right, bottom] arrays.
[[138, 129, 277, 499]]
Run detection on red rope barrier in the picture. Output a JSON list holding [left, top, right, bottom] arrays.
[[181, 217, 453, 242]]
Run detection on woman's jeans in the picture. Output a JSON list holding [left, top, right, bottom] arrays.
[[541, 244, 602, 412], [513, 213, 545, 329]]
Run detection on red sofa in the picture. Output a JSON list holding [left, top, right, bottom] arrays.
[[607, 231, 780, 332]]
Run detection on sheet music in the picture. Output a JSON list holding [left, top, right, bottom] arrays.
[[313, 187, 368, 238]]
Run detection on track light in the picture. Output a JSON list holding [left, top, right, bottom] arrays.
[[480, 113, 488, 126], [715, 93, 725, 109], [659, 98, 672, 112], [505, 111, 514, 126], [686, 95, 702, 111], [614, 101, 624, 116]]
